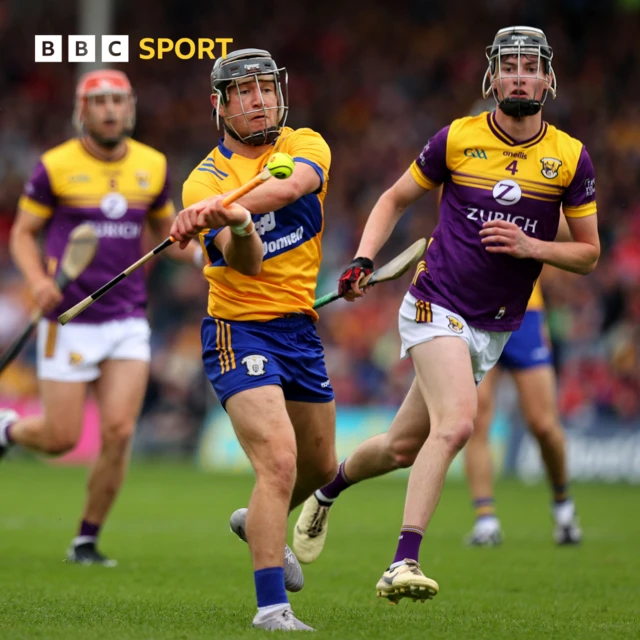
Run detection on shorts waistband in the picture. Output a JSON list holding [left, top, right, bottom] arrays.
[[208, 313, 314, 332]]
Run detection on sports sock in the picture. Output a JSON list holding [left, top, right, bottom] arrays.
[[254, 567, 288, 608], [315, 460, 352, 504], [553, 484, 569, 505], [74, 520, 101, 546], [474, 497, 496, 521], [392, 526, 424, 565]]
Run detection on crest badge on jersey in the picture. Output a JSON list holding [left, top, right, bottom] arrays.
[[447, 316, 465, 334], [540, 157, 562, 179], [136, 171, 150, 189], [241, 354, 268, 376]]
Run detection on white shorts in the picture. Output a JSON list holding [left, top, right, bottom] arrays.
[[398, 292, 511, 384], [37, 317, 151, 383]]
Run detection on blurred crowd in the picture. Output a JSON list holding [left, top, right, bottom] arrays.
[[0, 0, 639, 453]]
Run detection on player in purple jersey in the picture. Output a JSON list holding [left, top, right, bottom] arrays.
[[0, 70, 197, 566], [294, 26, 600, 602]]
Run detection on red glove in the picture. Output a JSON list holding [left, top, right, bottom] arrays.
[[338, 257, 374, 297]]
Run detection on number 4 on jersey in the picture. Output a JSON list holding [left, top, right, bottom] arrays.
[[505, 160, 518, 175]]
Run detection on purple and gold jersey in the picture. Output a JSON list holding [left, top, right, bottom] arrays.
[[409, 111, 597, 331], [18, 139, 174, 323], [183, 127, 330, 322]]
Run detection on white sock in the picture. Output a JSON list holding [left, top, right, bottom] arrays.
[[255, 602, 289, 618], [315, 489, 335, 504], [72, 535, 97, 547], [389, 560, 407, 570]]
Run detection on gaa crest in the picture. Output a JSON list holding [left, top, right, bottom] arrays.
[[540, 157, 562, 179]]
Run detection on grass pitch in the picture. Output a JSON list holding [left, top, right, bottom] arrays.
[[0, 461, 638, 639]]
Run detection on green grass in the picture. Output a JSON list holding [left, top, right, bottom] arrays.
[[0, 461, 638, 639]]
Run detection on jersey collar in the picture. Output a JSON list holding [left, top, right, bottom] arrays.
[[486, 111, 548, 148]]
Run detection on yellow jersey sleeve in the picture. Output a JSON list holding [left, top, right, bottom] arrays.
[[278, 128, 330, 192], [18, 158, 56, 218]]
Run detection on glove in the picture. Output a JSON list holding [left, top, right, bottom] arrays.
[[338, 257, 374, 297]]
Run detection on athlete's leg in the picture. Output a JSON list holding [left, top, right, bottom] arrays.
[[376, 337, 477, 602], [293, 379, 430, 563], [4, 380, 87, 454], [512, 365, 581, 544], [79, 359, 148, 534], [226, 384, 305, 614], [513, 365, 566, 489], [463, 366, 503, 545], [286, 399, 337, 511]]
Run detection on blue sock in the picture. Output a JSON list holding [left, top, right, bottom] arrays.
[[254, 567, 288, 608]]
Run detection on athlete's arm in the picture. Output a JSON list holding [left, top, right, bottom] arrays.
[[355, 169, 429, 261], [172, 197, 263, 276], [9, 209, 62, 313], [533, 214, 599, 274], [554, 210, 572, 242], [232, 162, 321, 213], [481, 213, 599, 275]]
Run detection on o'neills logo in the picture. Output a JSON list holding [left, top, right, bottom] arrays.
[[503, 151, 527, 159]]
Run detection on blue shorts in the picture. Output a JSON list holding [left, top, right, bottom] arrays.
[[201, 314, 334, 406], [499, 309, 553, 370]]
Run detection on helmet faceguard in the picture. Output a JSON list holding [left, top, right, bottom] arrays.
[[210, 48, 288, 146], [73, 69, 136, 136], [482, 26, 556, 118]]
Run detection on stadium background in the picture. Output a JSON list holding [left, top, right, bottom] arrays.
[[0, 0, 639, 483]]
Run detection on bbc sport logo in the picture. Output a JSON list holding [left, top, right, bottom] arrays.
[[35, 36, 234, 63]]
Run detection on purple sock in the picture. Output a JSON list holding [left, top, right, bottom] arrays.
[[392, 527, 424, 564], [316, 460, 352, 503], [78, 520, 100, 540], [5, 424, 14, 444]]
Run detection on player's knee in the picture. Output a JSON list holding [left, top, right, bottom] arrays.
[[529, 416, 563, 443], [386, 436, 423, 469], [257, 448, 298, 495], [101, 421, 135, 452], [433, 419, 474, 454]]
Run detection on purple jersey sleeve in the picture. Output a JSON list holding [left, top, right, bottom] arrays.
[[415, 126, 450, 185], [563, 146, 596, 208], [24, 161, 56, 207]]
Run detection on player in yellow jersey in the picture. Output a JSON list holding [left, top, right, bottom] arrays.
[[294, 27, 599, 603], [170, 49, 336, 632], [464, 278, 581, 546], [0, 70, 197, 566]]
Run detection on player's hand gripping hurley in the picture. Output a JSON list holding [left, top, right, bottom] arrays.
[[59, 155, 294, 325], [0, 224, 98, 374], [313, 238, 427, 309]]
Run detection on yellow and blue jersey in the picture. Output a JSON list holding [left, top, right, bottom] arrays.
[[183, 126, 330, 322]]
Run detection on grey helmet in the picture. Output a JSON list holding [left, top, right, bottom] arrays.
[[211, 48, 288, 146], [482, 26, 556, 118]]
